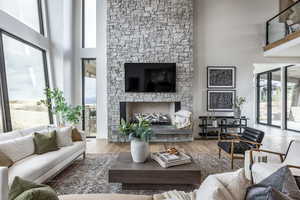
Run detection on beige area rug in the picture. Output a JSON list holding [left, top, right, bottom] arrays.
[[47, 153, 243, 196]]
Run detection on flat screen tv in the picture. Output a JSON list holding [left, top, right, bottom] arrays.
[[125, 63, 176, 93]]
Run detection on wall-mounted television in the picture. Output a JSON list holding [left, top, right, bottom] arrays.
[[125, 63, 176, 93]]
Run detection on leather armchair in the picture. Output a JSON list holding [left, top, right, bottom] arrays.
[[218, 127, 265, 169]]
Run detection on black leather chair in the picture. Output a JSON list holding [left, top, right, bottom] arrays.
[[218, 127, 265, 169]]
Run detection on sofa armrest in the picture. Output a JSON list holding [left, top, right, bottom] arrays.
[[0, 167, 8, 200]]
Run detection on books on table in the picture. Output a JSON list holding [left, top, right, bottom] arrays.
[[151, 152, 192, 168]]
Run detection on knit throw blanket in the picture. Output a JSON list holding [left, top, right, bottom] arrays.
[[153, 190, 196, 200]]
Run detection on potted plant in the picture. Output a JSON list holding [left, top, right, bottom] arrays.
[[37, 88, 82, 126], [119, 118, 153, 163], [234, 96, 246, 118]]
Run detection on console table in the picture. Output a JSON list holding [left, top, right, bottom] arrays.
[[198, 116, 248, 139]]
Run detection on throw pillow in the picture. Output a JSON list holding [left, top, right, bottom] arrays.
[[196, 175, 234, 200], [71, 128, 83, 142], [0, 135, 34, 162], [56, 127, 73, 147], [215, 168, 251, 200], [9, 176, 58, 200], [33, 131, 58, 154], [0, 150, 13, 167], [246, 166, 300, 200]]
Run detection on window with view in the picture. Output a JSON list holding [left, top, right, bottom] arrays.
[[286, 66, 300, 131], [257, 69, 281, 127], [2, 34, 50, 130], [82, 59, 96, 137], [82, 0, 96, 48], [0, 0, 42, 33]]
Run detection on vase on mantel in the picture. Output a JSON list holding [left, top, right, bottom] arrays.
[[130, 139, 149, 163]]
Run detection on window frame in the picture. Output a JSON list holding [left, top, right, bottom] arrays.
[[81, 58, 96, 138], [285, 65, 300, 133], [256, 68, 281, 128], [0, 30, 53, 132]]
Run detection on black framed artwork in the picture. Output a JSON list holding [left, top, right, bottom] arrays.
[[207, 90, 236, 112], [207, 66, 236, 89]]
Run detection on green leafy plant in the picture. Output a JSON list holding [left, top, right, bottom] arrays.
[[37, 88, 82, 125], [235, 96, 246, 109], [119, 118, 153, 142]]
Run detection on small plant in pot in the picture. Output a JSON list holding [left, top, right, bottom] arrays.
[[119, 118, 153, 163]]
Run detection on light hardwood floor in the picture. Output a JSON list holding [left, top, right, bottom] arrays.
[[86, 125, 300, 155], [86, 139, 220, 155]]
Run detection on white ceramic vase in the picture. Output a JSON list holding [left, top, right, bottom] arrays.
[[212, 120, 218, 128], [131, 139, 149, 163]]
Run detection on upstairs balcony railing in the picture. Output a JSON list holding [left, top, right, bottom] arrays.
[[266, 1, 300, 46]]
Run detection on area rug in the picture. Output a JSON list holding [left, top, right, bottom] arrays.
[[47, 153, 243, 196]]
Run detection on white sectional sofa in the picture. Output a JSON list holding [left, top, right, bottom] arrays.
[[0, 125, 86, 200]]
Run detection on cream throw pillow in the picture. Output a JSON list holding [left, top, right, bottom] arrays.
[[214, 168, 251, 200], [0, 135, 34, 162], [196, 175, 234, 200], [56, 127, 73, 147]]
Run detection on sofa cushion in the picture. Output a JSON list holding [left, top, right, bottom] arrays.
[[215, 168, 251, 200], [9, 176, 58, 200], [196, 174, 234, 200], [56, 127, 73, 147], [19, 126, 54, 137], [34, 131, 59, 154], [0, 150, 13, 167], [0, 131, 22, 142], [8, 142, 85, 185], [72, 128, 83, 142], [0, 136, 34, 162], [59, 194, 152, 200]]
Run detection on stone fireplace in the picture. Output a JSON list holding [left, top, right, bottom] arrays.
[[107, 0, 193, 142]]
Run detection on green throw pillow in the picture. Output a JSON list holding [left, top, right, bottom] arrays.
[[9, 176, 58, 200], [33, 131, 59, 154]]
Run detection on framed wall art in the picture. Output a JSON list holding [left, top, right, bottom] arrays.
[[207, 66, 236, 89], [207, 90, 236, 112]]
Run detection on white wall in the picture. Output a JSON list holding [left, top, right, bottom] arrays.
[[193, 0, 300, 136]]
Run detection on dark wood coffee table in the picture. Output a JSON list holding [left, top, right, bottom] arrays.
[[108, 152, 201, 190]]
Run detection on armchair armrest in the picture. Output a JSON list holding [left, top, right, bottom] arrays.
[[0, 167, 8, 200], [249, 149, 285, 165]]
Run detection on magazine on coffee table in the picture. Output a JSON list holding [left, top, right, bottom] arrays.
[[151, 152, 192, 168]]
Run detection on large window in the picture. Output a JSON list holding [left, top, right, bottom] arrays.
[[286, 66, 300, 131], [257, 69, 281, 127], [82, 59, 96, 137], [258, 73, 268, 124], [82, 0, 96, 48], [0, 33, 51, 131], [0, 0, 43, 33]]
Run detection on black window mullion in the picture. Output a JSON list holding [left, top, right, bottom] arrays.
[[0, 32, 12, 132], [37, 0, 45, 35], [267, 72, 272, 125], [42, 51, 53, 124]]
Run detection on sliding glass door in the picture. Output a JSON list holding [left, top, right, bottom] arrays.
[[257, 69, 281, 127], [286, 66, 300, 131], [82, 59, 96, 137], [271, 70, 282, 126]]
